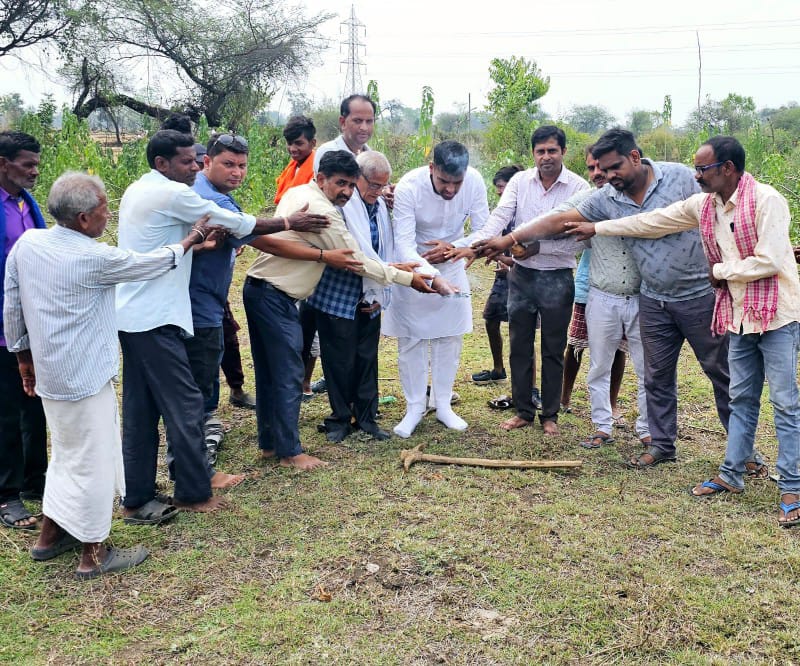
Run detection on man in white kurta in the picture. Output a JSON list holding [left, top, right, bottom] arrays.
[[3, 172, 207, 579], [382, 141, 489, 438]]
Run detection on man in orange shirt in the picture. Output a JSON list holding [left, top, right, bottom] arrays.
[[274, 115, 316, 205]]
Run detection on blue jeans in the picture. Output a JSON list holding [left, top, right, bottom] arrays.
[[719, 322, 800, 493]]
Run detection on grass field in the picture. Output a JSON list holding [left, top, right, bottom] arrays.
[[2, 256, 800, 665]]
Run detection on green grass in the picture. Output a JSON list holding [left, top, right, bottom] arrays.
[[3, 258, 800, 665]]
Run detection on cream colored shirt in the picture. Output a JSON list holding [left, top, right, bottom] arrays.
[[595, 179, 800, 334], [246, 181, 412, 300]]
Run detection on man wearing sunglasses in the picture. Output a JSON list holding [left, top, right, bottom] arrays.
[[116, 129, 329, 522], [568, 136, 800, 527]]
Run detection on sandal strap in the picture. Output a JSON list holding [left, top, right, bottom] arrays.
[[701, 480, 728, 492], [780, 501, 800, 513]]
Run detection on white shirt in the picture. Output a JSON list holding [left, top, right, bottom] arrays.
[[313, 135, 370, 173], [459, 166, 589, 269], [3, 225, 184, 400], [116, 170, 256, 336], [381, 165, 489, 339]]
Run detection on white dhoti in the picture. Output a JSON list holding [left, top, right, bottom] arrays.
[[41, 381, 125, 543]]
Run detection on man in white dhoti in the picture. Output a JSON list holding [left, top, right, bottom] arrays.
[[383, 141, 490, 438], [3, 172, 210, 579]]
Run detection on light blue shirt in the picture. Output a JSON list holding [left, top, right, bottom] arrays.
[[116, 170, 256, 336], [4, 225, 185, 401]]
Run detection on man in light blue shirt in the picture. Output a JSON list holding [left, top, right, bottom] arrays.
[[117, 130, 329, 522]]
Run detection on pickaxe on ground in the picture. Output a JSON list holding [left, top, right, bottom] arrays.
[[399, 443, 582, 472]]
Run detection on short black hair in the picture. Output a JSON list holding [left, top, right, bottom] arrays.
[[206, 133, 249, 158], [703, 135, 745, 173], [146, 130, 196, 168], [340, 95, 377, 117], [0, 130, 41, 161], [160, 113, 193, 134], [493, 164, 524, 186], [591, 129, 642, 161], [318, 150, 360, 179], [432, 140, 469, 176], [531, 125, 566, 151], [283, 115, 316, 143]]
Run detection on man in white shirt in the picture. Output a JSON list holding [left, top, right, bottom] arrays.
[[382, 140, 490, 438], [4, 172, 209, 578], [117, 130, 329, 521], [313, 95, 375, 172]]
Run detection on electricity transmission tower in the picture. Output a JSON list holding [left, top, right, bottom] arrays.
[[341, 5, 366, 96]]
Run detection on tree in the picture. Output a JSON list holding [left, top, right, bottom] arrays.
[[564, 104, 616, 135], [67, 0, 332, 129], [627, 109, 661, 136], [484, 56, 550, 164], [0, 0, 81, 59], [0, 92, 26, 127], [688, 93, 757, 134]]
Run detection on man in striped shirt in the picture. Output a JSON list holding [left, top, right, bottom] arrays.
[[4, 172, 209, 578]]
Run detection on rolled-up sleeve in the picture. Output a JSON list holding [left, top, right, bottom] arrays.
[[171, 189, 256, 238]]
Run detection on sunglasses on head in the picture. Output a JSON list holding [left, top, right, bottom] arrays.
[[210, 133, 248, 151]]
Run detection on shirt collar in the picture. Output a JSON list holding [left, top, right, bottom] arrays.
[[607, 158, 665, 206], [0, 184, 21, 203], [532, 166, 570, 187]]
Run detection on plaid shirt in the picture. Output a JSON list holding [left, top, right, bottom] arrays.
[[307, 203, 383, 320]]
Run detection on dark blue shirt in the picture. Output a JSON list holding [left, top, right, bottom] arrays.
[[189, 173, 250, 328]]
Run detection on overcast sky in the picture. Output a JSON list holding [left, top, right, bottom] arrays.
[[3, 0, 799, 127]]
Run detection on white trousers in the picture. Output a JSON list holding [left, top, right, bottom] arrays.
[[585, 288, 649, 438], [397, 335, 463, 412], [41, 381, 125, 543]]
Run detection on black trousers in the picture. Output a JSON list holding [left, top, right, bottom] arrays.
[[185, 326, 223, 418], [315, 306, 382, 437], [0, 347, 47, 501], [119, 326, 211, 507], [507, 266, 574, 423]]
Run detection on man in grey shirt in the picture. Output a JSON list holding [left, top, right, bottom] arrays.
[[476, 129, 757, 471]]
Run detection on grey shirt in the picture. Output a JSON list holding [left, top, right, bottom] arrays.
[[577, 159, 708, 302]]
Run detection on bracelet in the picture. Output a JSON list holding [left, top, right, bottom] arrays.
[[509, 232, 518, 245], [283, 216, 290, 231], [317, 248, 324, 262], [190, 227, 206, 241]]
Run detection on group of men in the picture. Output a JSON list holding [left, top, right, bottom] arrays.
[[3, 98, 800, 582]]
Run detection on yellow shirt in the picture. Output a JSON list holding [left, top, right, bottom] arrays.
[[596, 179, 800, 334], [247, 181, 412, 300]]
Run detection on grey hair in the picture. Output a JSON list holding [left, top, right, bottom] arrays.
[[47, 172, 106, 226], [356, 151, 392, 180]]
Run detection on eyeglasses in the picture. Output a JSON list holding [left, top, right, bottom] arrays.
[[694, 161, 725, 175], [210, 133, 248, 151], [364, 178, 388, 191]]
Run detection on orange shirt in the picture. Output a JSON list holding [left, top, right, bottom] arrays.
[[274, 151, 315, 204]]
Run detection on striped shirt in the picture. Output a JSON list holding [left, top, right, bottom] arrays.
[[3, 224, 184, 401]]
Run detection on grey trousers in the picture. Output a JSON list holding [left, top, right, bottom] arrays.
[[639, 292, 731, 456]]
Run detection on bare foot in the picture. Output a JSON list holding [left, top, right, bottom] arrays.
[[173, 496, 230, 513], [500, 415, 533, 431], [779, 493, 800, 526], [279, 453, 329, 471], [542, 420, 560, 436], [260, 449, 275, 459], [210, 471, 248, 489]]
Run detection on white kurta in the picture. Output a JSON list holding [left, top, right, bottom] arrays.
[[382, 165, 489, 339]]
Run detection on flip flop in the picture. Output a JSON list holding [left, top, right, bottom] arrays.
[[689, 478, 741, 499], [488, 395, 513, 410], [580, 433, 614, 449], [122, 498, 180, 526], [75, 545, 149, 580], [779, 499, 800, 528], [31, 532, 81, 561], [0, 499, 37, 530], [627, 446, 677, 469]]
